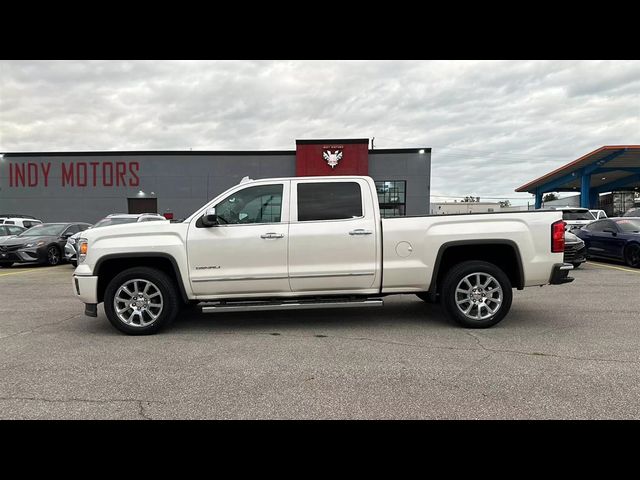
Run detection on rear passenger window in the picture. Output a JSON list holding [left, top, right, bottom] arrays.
[[297, 182, 363, 221], [5, 221, 15, 225]]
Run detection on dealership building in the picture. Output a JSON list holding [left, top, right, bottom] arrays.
[[0, 139, 431, 223]]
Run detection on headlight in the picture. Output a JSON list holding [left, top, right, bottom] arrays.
[[24, 241, 45, 248], [78, 238, 88, 263]]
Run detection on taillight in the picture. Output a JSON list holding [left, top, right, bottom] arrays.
[[551, 220, 565, 253]]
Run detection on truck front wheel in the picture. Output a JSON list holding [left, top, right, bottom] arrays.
[[103, 267, 180, 335], [440, 260, 513, 328]]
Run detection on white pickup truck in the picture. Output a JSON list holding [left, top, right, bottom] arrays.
[[72, 175, 574, 335]]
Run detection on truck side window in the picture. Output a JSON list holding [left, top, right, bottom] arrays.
[[215, 184, 283, 224], [297, 182, 362, 221]]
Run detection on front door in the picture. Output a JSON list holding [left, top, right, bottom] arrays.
[[187, 181, 290, 297], [288, 179, 378, 293]]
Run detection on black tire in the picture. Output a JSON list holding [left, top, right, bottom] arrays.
[[624, 243, 640, 268], [416, 292, 436, 303], [0, 262, 13, 268], [440, 260, 513, 328], [46, 245, 62, 266], [103, 267, 180, 335], [71, 260, 77, 267]]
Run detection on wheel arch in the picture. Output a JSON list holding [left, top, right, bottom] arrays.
[[427, 240, 524, 301], [93, 253, 189, 304]]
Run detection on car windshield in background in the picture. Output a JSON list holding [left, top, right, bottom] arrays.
[[615, 219, 640, 233], [18, 224, 66, 237], [92, 218, 138, 228], [563, 211, 593, 220]]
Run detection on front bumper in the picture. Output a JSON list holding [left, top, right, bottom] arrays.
[[549, 263, 575, 285], [0, 246, 45, 264], [73, 274, 99, 304], [64, 243, 78, 261]]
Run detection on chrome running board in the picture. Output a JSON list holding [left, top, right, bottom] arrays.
[[201, 297, 384, 313]]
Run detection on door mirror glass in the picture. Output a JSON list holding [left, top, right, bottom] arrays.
[[201, 207, 219, 227]]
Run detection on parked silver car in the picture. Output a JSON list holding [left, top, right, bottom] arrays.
[[65, 213, 167, 266]]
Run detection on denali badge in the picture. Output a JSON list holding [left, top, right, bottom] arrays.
[[323, 150, 343, 169]]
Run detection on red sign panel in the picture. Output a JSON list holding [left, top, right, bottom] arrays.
[[296, 139, 369, 176]]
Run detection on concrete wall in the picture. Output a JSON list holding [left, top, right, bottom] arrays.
[[0, 149, 431, 223]]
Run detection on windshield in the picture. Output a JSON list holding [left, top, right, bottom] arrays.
[[92, 217, 138, 228], [615, 219, 640, 233], [19, 224, 67, 237], [563, 211, 593, 221]]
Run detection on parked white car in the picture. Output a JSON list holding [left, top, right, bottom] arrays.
[[72, 176, 573, 334], [589, 209, 607, 220], [0, 215, 43, 229], [552, 207, 595, 231]]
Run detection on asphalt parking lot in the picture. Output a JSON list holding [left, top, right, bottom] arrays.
[[1, 261, 639, 419]]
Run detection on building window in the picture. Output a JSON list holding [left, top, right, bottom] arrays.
[[375, 180, 406, 217]]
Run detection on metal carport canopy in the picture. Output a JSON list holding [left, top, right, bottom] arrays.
[[515, 145, 640, 209]]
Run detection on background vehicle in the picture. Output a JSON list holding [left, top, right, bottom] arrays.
[[0, 216, 43, 229], [0, 225, 26, 241], [564, 230, 586, 268], [0, 222, 91, 268], [72, 176, 573, 335], [623, 207, 640, 217], [589, 209, 607, 220], [553, 207, 595, 231], [65, 213, 167, 266], [575, 217, 640, 268]]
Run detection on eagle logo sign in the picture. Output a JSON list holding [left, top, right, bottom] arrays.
[[323, 149, 343, 169]]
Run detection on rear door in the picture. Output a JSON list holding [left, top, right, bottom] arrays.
[[288, 179, 378, 294]]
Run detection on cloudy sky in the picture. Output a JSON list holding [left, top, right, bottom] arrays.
[[1, 60, 638, 204]]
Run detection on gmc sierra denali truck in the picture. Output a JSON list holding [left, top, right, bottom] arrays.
[[72, 176, 574, 335]]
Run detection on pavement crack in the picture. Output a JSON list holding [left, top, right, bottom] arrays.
[[0, 395, 163, 407], [0, 313, 82, 341], [463, 331, 639, 365]]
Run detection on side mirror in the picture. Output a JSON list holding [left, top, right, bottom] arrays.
[[201, 207, 219, 227], [602, 228, 617, 236]]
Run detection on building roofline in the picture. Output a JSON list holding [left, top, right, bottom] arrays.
[[515, 145, 640, 193], [1, 147, 432, 157], [369, 148, 431, 154], [0, 150, 295, 157], [296, 138, 370, 145]]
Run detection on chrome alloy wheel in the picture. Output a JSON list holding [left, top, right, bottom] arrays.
[[455, 272, 503, 321], [113, 279, 164, 327]]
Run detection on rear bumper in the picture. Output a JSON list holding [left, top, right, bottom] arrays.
[[549, 263, 575, 285]]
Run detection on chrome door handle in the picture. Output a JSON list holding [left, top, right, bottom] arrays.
[[260, 232, 285, 239], [349, 229, 373, 235]]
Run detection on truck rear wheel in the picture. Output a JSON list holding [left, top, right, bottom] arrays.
[[103, 267, 180, 335], [440, 260, 512, 328]]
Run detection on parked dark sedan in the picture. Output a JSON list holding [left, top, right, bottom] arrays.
[[0, 222, 91, 267], [564, 230, 586, 268], [574, 217, 640, 268]]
